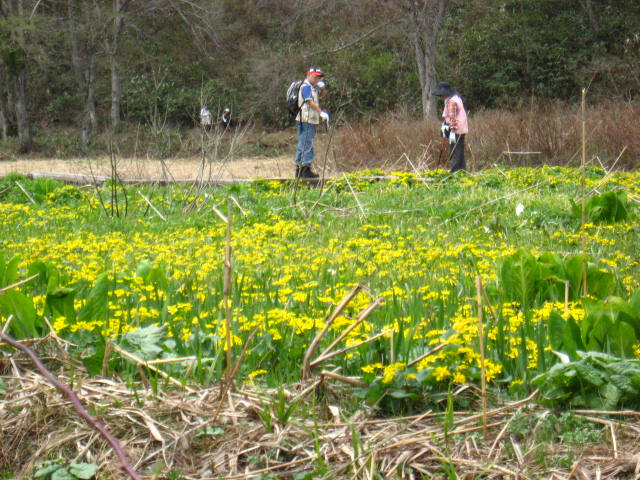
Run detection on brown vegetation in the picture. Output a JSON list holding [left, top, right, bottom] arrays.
[[333, 101, 640, 172], [0, 102, 636, 181], [3, 337, 640, 480]]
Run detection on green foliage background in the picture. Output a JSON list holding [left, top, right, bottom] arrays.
[[0, 0, 638, 136]]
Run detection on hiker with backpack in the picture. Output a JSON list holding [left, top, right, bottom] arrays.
[[290, 67, 329, 179], [431, 81, 468, 172]]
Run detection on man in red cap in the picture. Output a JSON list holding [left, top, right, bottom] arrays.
[[295, 67, 330, 179]]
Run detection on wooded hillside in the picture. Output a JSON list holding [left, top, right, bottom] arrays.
[[0, 0, 638, 155]]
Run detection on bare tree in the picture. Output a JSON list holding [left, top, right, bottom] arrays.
[[67, 0, 99, 144], [106, 0, 127, 130], [404, 0, 448, 119], [0, 0, 33, 152], [578, 0, 599, 31]]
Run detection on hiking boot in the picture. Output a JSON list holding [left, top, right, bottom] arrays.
[[300, 165, 319, 179]]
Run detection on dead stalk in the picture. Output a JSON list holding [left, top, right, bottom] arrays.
[[301, 281, 366, 379]]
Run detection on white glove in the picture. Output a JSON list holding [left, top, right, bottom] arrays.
[[449, 130, 456, 144], [320, 111, 329, 123]]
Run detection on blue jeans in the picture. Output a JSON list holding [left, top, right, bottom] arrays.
[[295, 122, 316, 166]]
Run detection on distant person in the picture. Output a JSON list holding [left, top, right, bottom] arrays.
[[295, 67, 329, 179], [431, 82, 468, 172], [221, 108, 232, 129], [200, 105, 212, 131]]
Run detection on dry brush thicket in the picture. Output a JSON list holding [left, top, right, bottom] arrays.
[[333, 102, 640, 172]]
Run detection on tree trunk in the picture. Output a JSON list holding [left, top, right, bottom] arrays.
[[110, 56, 121, 130], [13, 70, 31, 153], [1, 0, 32, 152], [109, 0, 124, 130], [68, 0, 98, 144], [0, 71, 8, 141], [406, 0, 447, 119], [578, 0, 599, 31]]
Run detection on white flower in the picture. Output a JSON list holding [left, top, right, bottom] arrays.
[[515, 203, 525, 216]]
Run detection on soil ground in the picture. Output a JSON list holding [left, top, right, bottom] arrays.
[[0, 155, 298, 181]]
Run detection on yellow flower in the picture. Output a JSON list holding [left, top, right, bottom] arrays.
[[432, 366, 451, 382], [53, 316, 68, 332], [361, 362, 383, 374], [382, 362, 405, 384], [452, 372, 466, 384]]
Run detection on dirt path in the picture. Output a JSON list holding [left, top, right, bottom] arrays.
[[0, 155, 298, 181]]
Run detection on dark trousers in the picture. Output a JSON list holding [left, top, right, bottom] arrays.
[[449, 134, 466, 172]]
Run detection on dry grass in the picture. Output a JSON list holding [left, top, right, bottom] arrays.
[[1, 101, 637, 181], [333, 101, 640, 172], [3, 337, 640, 480]]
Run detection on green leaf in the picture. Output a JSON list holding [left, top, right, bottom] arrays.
[[77, 273, 110, 323], [51, 468, 76, 480], [136, 259, 153, 280], [119, 324, 167, 361], [0, 252, 20, 288], [629, 288, 640, 313], [565, 255, 588, 299], [573, 360, 605, 387], [67, 329, 106, 376], [34, 460, 63, 479], [586, 191, 629, 223], [68, 463, 98, 479], [548, 310, 565, 350], [499, 248, 540, 307], [0, 290, 41, 339], [605, 321, 637, 358], [388, 389, 415, 399], [547, 311, 582, 359], [599, 382, 621, 410]]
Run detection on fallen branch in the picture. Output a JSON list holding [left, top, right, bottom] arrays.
[[0, 331, 142, 480]]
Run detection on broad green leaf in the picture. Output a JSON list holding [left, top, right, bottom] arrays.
[[0, 290, 41, 339], [547, 311, 565, 351], [0, 253, 21, 288], [581, 190, 629, 224], [34, 460, 63, 479], [51, 468, 76, 480], [601, 296, 640, 338], [136, 259, 153, 280], [77, 273, 110, 323], [573, 361, 605, 387], [119, 324, 167, 360], [599, 382, 621, 410], [499, 248, 540, 307], [586, 269, 616, 300], [604, 321, 637, 358], [583, 313, 612, 351], [629, 288, 640, 313], [67, 329, 106, 376], [69, 463, 98, 479], [389, 389, 415, 399], [548, 312, 583, 360]]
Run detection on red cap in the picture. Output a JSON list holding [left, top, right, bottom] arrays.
[[307, 67, 324, 77]]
